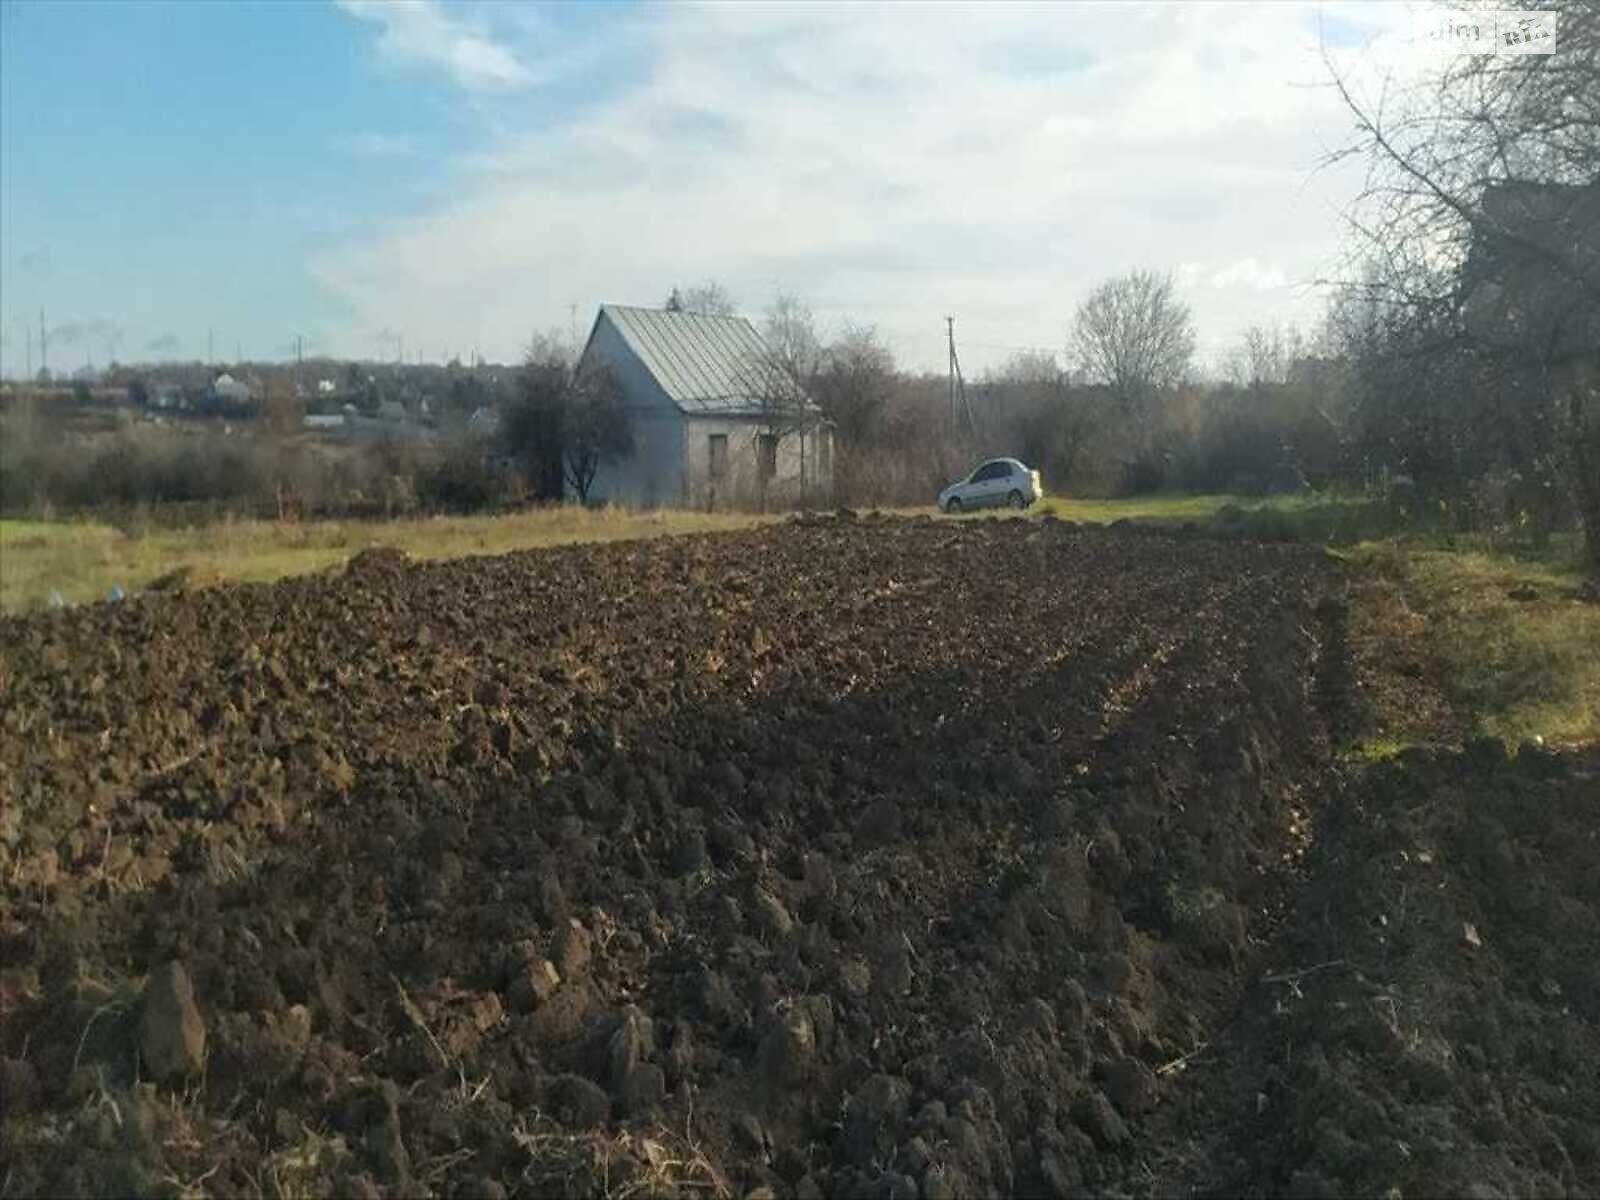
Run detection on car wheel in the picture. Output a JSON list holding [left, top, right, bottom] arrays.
[[946, 496, 963, 513], [1007, 490, 1024, 509]]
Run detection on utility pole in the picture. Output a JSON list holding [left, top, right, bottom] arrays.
[[25, 323, 32, 380], [946, 316, 955, 426], [946, 315, 970, 434], [40, 309, 48, 378]]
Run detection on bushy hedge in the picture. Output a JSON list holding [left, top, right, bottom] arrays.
[[0, 422, 521, 518]]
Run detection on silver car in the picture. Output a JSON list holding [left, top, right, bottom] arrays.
[[938, 458, 1042, 512]]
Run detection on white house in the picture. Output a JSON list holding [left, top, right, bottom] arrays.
[[577, 304, 832, 509], [211, 373, 251, 405]]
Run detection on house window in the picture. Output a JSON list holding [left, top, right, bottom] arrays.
[[758, 433, 778, 481], [708, 434, 728, 479]]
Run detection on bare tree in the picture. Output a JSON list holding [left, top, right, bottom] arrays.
[[814, 323, 896, 447], [729, 293, 826, 508], [998, 350, 1103, 488], [1069, 270, 1196, 415], [503, 334, 637, 504], [664, 281, 738, 317], [504, 337, 571, 501], [1228, 323, 1306, 390], [561, 363, 632, 503], [761, 292, 824, 383], [1326, 0, 1600, 587]]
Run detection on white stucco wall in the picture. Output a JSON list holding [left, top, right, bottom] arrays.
[[580, 313, 686, 507], [587, 411, 686, 507], [682, 418, 833, 510]]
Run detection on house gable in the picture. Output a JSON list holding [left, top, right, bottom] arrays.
[[578, 309, 680, 416]]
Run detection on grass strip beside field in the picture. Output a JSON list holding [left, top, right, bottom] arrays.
[[1032, 492, 1360, 525], [0, 508, 776, 612], [1340, 540, 1600, 751], [4, 495, 1264, 611]]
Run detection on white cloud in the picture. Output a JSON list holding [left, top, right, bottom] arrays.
[[1204, 258, 1294, 292], [335, 0, 530, 91], [316, 1, 1430, 371]]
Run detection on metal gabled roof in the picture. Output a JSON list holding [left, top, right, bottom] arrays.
[[596, 304, 817, 417]]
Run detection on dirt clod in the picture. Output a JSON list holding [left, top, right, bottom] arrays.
[[1072, 1090, 1129, 1148], [139, 960, 205, 1083], [758, 1005, 815, 1088], [548, 1073, 610, 1128], [752, 889, 796, 941], [553, 919, 593, 982], [1103, 1057, 1158, 1115], [507, 959, 562, 1013], [1, 1056, 41, 1115]]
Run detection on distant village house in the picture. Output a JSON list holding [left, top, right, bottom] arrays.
[[211, 373, 251, 405]]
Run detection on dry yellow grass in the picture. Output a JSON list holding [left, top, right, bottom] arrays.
[[0, 493, 1340, 611], [0, 508, 776, 612]]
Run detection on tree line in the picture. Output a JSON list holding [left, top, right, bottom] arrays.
[[8, 0, 1594, 585]]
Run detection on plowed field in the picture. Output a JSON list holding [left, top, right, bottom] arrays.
[[1, 516, 1593, 1199]]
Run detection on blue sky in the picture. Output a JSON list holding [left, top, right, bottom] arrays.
[[1, 1, 1428, 376]]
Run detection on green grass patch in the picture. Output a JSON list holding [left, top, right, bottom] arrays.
[[916, 491, 1360, 528], [1028, 490, 1383, 540], [1342, 540, 1600, 749], [1036, 493, 1255, 523], [1344, 735, 1411, 764]]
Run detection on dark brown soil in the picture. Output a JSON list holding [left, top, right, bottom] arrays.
[[1146, 741, 1600, 1200], [0, 516, 1590, 1199]]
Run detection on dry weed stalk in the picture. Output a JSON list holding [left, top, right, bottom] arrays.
[[511, 1113, 731, 1200]]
